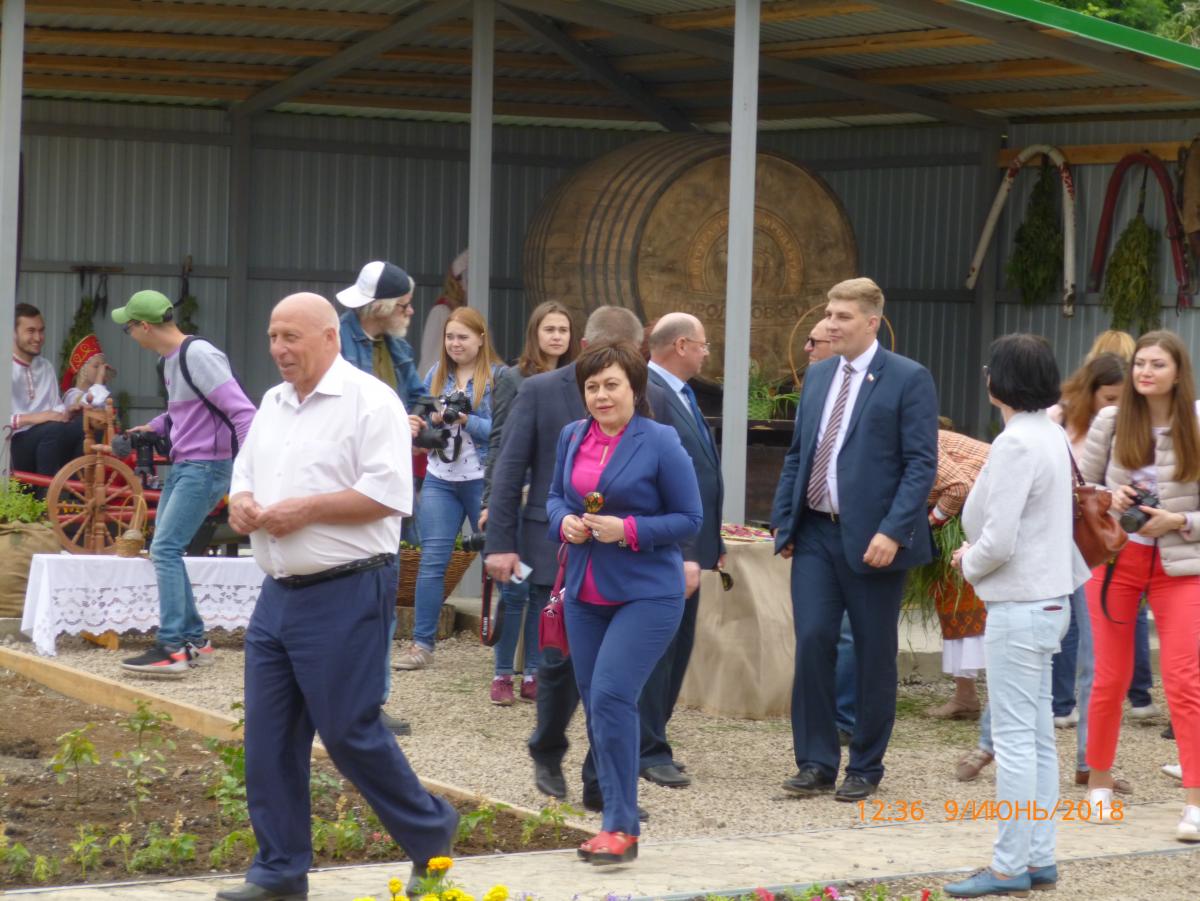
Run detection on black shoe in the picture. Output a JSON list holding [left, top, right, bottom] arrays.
[[640, 763, 691, 788], [380, 711, 411, 736], [675, 760, 686, 773], [215, 883, 306, 901], [582, 795, 649, 821], [533, 760, 567, 799], [835, 773, 877, 802], [782, 765, 835, 797], [1163, 721, 1175, 740], [838, 730, 852, 747], [122, 644, 190, 677]]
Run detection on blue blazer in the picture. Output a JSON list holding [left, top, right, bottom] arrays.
[[770, 347, 938, 575], [547, 414, 703, 603]]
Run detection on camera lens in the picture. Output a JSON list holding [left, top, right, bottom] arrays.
[[461, 532, 487, 552]]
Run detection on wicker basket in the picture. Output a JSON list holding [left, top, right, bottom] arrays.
[[396, 548, 476, 606], [113, 496, 149, 558], [395, 603, 457, 642]]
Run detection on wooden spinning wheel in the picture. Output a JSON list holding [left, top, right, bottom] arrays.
[[46, 400, 146, 554], [787, 306, 896, 387]]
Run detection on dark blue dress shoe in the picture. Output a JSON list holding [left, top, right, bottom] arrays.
[[782, 765, 835, 796], [834, 773, 877, 802], [215, 883, 306, 901]]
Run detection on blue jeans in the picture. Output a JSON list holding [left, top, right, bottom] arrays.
[[150, 459, 232, 649], [835, 611, 856, 734], [984, 598, 1069, 877], [1128, 603, 1153, 707], [412, 474, 482, 649], [493, 578, 545, 676], [1044, 585, 1093, 770]]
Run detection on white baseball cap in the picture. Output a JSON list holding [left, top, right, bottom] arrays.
[[337, 261, 415, 309]]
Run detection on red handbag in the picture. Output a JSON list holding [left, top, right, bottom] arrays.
[[1069, 446, 1127, 568], [538, 544, 569, 656]]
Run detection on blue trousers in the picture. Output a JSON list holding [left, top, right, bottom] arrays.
[[243, 564, 457, 895], [494, 578, 544, 676], [834, 611, 857, 734], [150, 459, 232, 649], [791, 516, 906, 783], [639, 588, 699, 770], [413, 474, 482, 648], [566, 595, 682, 836]]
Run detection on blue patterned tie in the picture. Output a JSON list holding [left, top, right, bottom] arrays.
[[681, 383, 714, 452]]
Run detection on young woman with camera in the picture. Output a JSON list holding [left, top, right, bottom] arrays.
[[396, 306, 501, 671], [480, 301, 579, 705], [1077, 331, 1200, 841]]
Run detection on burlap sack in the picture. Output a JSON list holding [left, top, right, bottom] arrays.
[[0, 523, 60, 617]]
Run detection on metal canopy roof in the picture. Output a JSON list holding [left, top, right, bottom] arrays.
[[8, 0, 1200, 130]]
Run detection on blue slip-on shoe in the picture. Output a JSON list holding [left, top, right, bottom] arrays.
[[945, 867, 1032, 898], [1028, 864, 1058, 891]]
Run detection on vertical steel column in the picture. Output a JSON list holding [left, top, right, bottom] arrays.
[[0, 0, 27, 438], [720, 0, 760, 525], [969, 129, 1005, 438], [468, 0, 494, 323], [226, 113, 252, 371]]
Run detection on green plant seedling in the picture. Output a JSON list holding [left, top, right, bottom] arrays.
[[49, 724, 100, 805], [31, 854, 61, 883], [68, 823, 104, 877]]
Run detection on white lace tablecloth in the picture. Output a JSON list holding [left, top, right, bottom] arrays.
[[20, 553, 266, 656]]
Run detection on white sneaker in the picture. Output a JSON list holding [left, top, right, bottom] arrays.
[[1162, 763, 1183, 781], [1086, 787, 1117, 824], [1053, 709, 1080, 729], [393, 643, 434, 671], [1178, 805, 1200, 842], [1128, 702, 1160, 720]]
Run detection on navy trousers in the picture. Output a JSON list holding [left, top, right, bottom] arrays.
[[566, 595, 682, 836], [638, 588, 699, 770], [791, 516, 906, 784], [243, 563, 457, 895]]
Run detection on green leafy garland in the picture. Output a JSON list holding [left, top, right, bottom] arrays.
[[901, 515, 967, 626], [1006, 163, 1063, 306], [57, 294, 97, 376], [1102, 195, 1161, 334]]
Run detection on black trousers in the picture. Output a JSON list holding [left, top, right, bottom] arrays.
[[11, 419, 84, 479], [638, 587, 699, 769]]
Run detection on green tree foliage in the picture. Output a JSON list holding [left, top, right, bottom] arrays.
[[1046, 0, 1172, 33]]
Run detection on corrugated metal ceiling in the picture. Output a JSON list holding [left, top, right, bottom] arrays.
[[17, 0, 1200, 129]]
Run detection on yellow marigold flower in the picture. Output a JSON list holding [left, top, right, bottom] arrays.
[[483, 886, 509, 901], [353, 896, 377, 901], [389, 878, 404, 895], [427, 856, 454, 873], [420, 894, 440, 901]]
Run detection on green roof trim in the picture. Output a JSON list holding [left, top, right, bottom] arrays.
[[955, 0, 1200, 73]]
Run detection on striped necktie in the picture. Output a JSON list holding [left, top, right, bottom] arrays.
[[806, 362, 856, 511]]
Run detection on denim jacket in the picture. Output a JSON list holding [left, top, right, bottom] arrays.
[[338, 311, 425, 409], [423, 363, 500, 467]]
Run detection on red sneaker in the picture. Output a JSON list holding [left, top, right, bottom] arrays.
[[490, 676, 515, 706], [520, 675, 537, 702], [587, 831, 638, 865]]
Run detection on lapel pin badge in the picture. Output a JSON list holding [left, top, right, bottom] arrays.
[[867, 373, 876, 383]]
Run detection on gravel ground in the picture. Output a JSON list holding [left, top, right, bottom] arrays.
[[9, 629, 1198, 899]]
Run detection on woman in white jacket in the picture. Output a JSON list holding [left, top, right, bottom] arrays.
[[945, 334, 1089, 899]]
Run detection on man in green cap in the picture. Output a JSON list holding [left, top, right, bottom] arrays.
[[113, 290, 257, 676]]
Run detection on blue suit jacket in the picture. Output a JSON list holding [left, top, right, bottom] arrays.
[[547, 414, 703, 602], [770, 347, 938, 575]]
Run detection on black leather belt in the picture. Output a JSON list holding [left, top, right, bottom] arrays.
[[808, 509, 840, 524], [274, 553, 396, 589]]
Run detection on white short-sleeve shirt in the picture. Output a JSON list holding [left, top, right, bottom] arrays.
[[231, 355, 412, 578]]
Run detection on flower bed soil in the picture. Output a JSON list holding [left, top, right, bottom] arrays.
[[0, 669, 587, 890]]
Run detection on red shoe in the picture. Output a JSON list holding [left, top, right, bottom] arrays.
[[577, 833, 603, 860], [520, 676, 537, 702], [587, 831, 637, 865], [490, 676, 514, 706]]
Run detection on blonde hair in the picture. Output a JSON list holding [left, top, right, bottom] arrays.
[[827, 277, 885, 316], [432, 307, 500, 408], [1086, 329, 1135, 364]]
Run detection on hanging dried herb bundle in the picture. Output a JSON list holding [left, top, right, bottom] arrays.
[[1006, 163, 1063, 306], [1102, 172, 1161, 334]]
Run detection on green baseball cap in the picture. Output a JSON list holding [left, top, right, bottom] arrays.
[[112, 289, 173, 325]]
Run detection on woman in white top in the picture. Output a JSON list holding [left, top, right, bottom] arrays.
[[396, 306, 500, 670], [1076, 330, 1200, 842], [946, 334, 1087, 898]]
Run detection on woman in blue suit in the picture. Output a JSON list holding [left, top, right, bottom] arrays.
[[547, 341, 702, 865]]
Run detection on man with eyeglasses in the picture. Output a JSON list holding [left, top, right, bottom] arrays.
[[805, 318, 835, 365], [337, 261, 424, 737]]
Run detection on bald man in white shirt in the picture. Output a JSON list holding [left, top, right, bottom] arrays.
[[219, 293, 456, 901]]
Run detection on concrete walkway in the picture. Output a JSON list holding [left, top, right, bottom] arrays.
[[10, 800, 1194, 901]]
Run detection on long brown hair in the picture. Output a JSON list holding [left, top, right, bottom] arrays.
[[431, 307, 500, 409], [517, 301, 579, 377], [1060, 352, 1126, 442], [1114, 330, 1200, 481]]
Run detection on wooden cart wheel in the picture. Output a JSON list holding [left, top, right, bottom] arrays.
[[787, 308, 897, 386], [46, 454, 145, 554]]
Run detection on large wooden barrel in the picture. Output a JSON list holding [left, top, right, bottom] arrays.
[[523, 135, 857, 383]]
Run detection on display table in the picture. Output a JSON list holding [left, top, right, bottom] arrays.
[[677, 538, 795, 719], [21, 553, 265, 656]]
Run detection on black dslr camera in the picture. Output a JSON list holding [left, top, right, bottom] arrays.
[[1119, 485, 1160, 533], [440, 390, 473, 426], [112, 430, 172, 486], [461, 531, 488, 552], [410, 391, 473, 462], [410, 395, 450, 452]]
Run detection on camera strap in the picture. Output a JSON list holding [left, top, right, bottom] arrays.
[[434, 429, 463, 464], [173, 336, 244, 457]]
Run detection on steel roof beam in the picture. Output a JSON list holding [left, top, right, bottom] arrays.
[[498, 0, 1001, 130], [887, 0, 1200, 100], [499, 4, 699, 132], [231, 0, 470, 119]]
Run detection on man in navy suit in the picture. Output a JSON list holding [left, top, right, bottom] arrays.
[[484, 306, 671, 813], [771, 277, 937, 801], [640, 312, 725, 788]]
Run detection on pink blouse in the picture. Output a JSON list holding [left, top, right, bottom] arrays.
[[566, 420, 639, 604]]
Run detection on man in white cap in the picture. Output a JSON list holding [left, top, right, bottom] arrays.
[[418, 249, 467, 378], [337, 261, 424, 411]]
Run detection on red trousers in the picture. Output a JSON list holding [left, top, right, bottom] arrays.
[[1085, 542, 1200, 787]]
